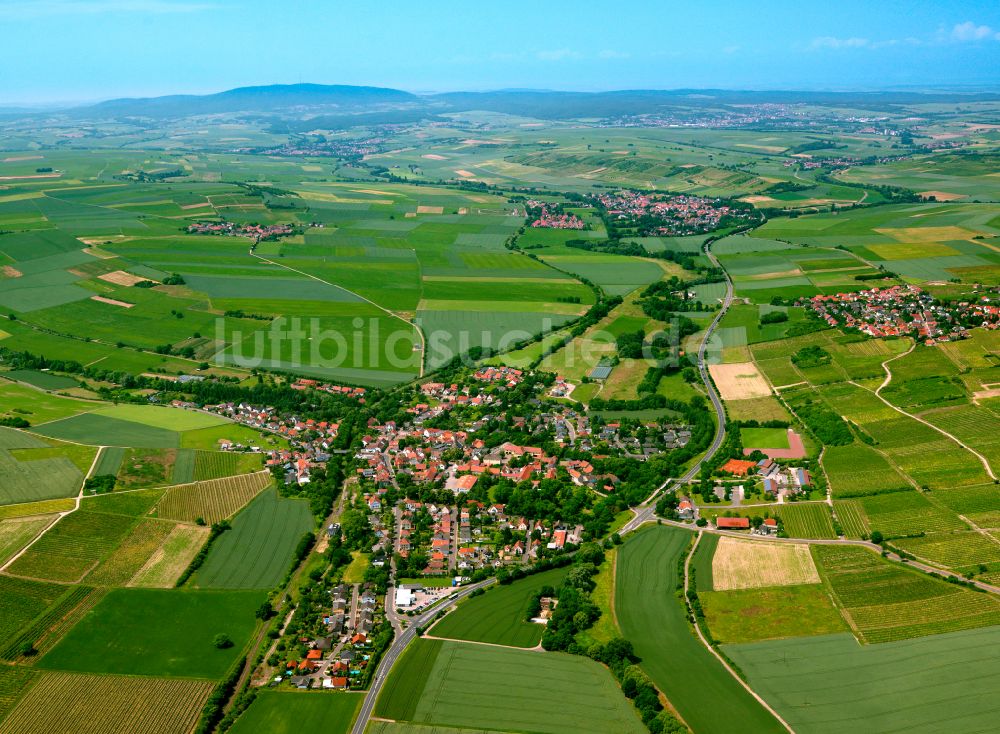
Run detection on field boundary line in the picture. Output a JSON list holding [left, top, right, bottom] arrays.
[[250, 253, 427, 377], [420, 634, 544, 652], [0, 444, 105, 572], [683, 531, 795, 733]]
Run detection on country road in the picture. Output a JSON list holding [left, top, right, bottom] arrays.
[[622, 235, 734, 534], [350, 578, 495, 734]]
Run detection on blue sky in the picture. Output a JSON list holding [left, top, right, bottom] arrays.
[[2, 0, 1000, 104]]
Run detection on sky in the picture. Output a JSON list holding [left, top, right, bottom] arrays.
[[2, 0, 1000, 104]]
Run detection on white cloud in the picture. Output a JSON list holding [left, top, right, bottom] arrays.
[[536, 49, 582, 62], [950, 21, 1000, 42], [598, 49, 630, 60], [0, 1, 215, 18], [808, 36, 870, 50]]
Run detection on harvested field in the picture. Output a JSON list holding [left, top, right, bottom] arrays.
[[712, 537, 820, 590], [0, 671, 213, 734], [416, 205, 444, 214], [918, 190, 966, 201], [709, 362, 772, 400], [97, 270, 150, 287], [89, 295, 134, 308], [154, 471, 271, 524]]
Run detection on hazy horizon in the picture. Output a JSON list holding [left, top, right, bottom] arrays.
[[2, 0, 1000, 105]]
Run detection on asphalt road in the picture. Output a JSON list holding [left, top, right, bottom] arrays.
[[622, 238, 735, 534], [350, 578, 495, 734]]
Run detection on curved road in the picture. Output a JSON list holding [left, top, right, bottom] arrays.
[[350, 578, 495, 734], [622, 236, 734, 533]]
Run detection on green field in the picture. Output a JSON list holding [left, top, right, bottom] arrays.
[[230, 690, 363, 734], [0, 382, 94, 425], [726, 627, 1000, 734], [616, 526, 786, 733], [3, 369, 78, 390], [429, 566, 570, 647], [741, 427, 790, 449], [193, 487, 313, 589], [376, 638, 644, 734], [0, 446, 88, 505], [700, 584, 846, 644], [38, 588, 261, 679], [33, 413, 181, 448]]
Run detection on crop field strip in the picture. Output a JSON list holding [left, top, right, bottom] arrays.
[[0, 671, 214, 734], [0, 515, 57, 565], [84, 518, 177, 586], [0, 447, 85, 505], [0, 575, 71, 652], [812, 545, 1000, 643], [192, 487, 313, 589], [725, 626, 1000, 734], [154, 470, 272, 524], [128, 522, 210, 588], [0, 585, 105, 662], [5, 511, 137, 583], [616, 526, 787, 733], [377, 638, 645, 734]]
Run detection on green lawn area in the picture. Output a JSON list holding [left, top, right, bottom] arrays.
[[700, 584, 846, 644], [616, 526, 786, 733], [38, 588, 262, 679], [429, 566, 570, 648], [342, 551, 368, 584], [376, 639, 644, 734], [229, 690, 363, 734], [741, 427, 790, 449], [726, 627, 1000, 734]]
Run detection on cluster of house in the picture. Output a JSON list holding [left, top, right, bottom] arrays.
[[472, 365, 525, 386], [291, 378, 367, 401], [284, 582, 380, 690], [395, 501, 456, 575], [204, 401, 339, 484], [803, 285, 1000, 344], [525, 200, 587, 229], [249, 136, 387, 158], [592, 190, 754, 236], [390, 494, 585, 575], [606, 104, 807, 129], [721, 458, 811, 499], [187, 221, 295, 241]]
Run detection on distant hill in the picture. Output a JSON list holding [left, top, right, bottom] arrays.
[[61, 84, 1000, 121], [78, 83, 420, 118]]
